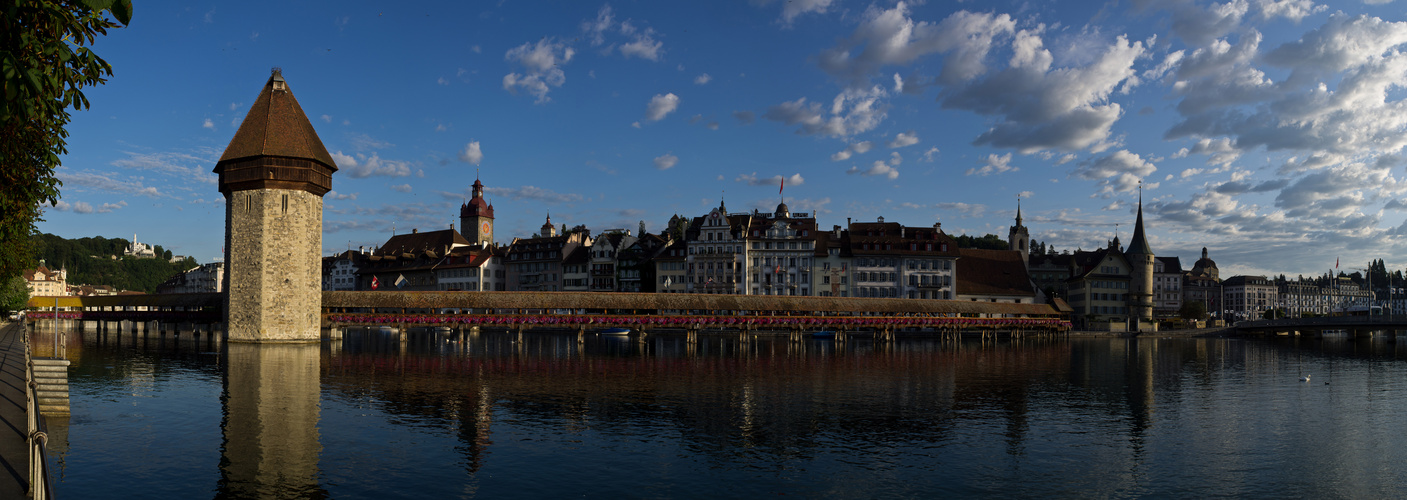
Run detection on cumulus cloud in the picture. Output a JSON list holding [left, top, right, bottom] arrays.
[[202, 118, 214, 129], [847, 160, 900, 179], [645, 93, 680, 121], [819, 5, 1016, 86], [337, 151, 413, 178], [733, 110, 755, 124], [582, 4, 665, 61], [920, 147, 940, 162], [763, 86, 887, 137], [653, 154, 678, 170], [391, 184, 413, 193], [830, 141, 874, 161], [503, 38, 575, 103], [755, 0, 834, 26], [1073, 150, 1156, 194], [965, 153, 1016, 176], [735, 172, 805, 187], [326, 191, 359, 201], [888, 131, 919, 148], [934, 202, 986, 217], [944, 30, 1146, 153], [620, 27, 664, 61], [694, 73, 711, 85], [458, 141, 484, 165]]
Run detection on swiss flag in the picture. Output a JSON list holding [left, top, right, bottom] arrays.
[[371, 276, 380, 290]]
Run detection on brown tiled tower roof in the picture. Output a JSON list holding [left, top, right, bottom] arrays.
[[214, 69, 337, 195]]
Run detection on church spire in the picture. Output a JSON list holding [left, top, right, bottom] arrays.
[[1126, 183, 1153, 256]]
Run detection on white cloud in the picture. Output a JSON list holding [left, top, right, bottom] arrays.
[[645, 93, 681, 121], [1073, 150, 1158, 195], [755, 0, 835, 26], [483, 186, 585, 203], [653, 154, 679, 170], [340, 152, 413, 178], [888, 131, 919, 148], [56, 170, 168, 198], [819, 5, 1017, 86], [620, 28, 664, 61], [830, 141, 875, 161], [921, 147, 940, 162], [763, 86, 887, 137], [965, 153, 1016, 176], [847, 160, 900, 179], [503, 38, 575, 104], [391, 184, 412, 193], [459, 141, 483, 165], [326, 190, 359, 201], [945, 31, 1146, 153], [735, 172, 804, 187], [694, 73, 712, 85], [202, 118, 214, 129], [583, 5, 665, 61], [888, 152, 903, 166], [934, 202, 986, 217]]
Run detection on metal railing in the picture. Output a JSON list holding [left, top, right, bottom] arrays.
[[24, 330, 54, 500]]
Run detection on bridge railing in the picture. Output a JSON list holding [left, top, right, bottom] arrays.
[[23, 331, 54, 500], [1237, 314, 1407, 329]]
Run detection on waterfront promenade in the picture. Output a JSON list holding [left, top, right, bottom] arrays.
[[0, 321, 28, 498]]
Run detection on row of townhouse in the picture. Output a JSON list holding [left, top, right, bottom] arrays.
[[326, 197, 1034, 305]]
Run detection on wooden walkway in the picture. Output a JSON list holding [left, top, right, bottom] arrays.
[[0, 321, 29, 498]]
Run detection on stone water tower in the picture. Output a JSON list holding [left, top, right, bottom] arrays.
[[215, 69, 337, 342]]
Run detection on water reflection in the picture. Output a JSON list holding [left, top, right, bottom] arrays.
[[218, 343, 325, 499], [46, 326, 1407, 498]]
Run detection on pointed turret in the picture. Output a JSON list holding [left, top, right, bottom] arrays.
[[1126, 192, 1153, 257], [214, 68, 337, 196], [1008, 198, 1029, 267], [1124, 188, 1155, 327]]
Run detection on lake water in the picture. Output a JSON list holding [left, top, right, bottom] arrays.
[[36, 328, 1407, 498]]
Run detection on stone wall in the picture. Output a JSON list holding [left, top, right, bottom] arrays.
[[225, 188, 322, 342]]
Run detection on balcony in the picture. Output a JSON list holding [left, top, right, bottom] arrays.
[[590, 269, 615, 277]]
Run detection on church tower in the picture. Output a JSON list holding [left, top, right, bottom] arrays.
[[1124, 189, 1156, 327], [215, 69, 337, 342], [1008, 199, 1030, 267], [460, 178, 495, 246], [539, 213, 557, 238]]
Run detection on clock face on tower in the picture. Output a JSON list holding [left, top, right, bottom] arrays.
[[480, 220, 492, 237]]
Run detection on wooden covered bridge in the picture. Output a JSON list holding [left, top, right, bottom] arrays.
[[322, 291, 1071, 343], [24, 291, 1070, 342]]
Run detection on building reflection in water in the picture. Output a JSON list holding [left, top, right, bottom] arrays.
[[218, 343, 326, 499]]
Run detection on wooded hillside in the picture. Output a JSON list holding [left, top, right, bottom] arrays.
[[27, 233, 199, 293]]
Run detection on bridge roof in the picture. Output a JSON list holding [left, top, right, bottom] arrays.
[[323, 291, 1061, 316], [27, 293, 223, 309]]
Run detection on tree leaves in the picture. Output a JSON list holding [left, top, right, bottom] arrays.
[[0, 0, 128, 282]]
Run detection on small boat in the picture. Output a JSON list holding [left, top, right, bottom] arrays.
[[812, 330, 836, 338], [599, 327, 632, 336]]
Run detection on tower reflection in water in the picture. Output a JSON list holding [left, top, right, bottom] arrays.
[[218, 343, 327, 499]]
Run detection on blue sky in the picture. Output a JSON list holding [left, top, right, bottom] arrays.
[[40, 0, 1407, 278]]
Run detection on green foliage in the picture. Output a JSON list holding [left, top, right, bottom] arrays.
[[27, 232, 196, 293], [0, 0, 130, 283], [1262, 308, 1287, 320], [1178, 300, 1208, 321], [0, 275, 27, 314], [954, 234, 1008, 250]]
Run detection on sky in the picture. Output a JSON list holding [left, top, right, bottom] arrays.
[[39, 0, 1407, 279]]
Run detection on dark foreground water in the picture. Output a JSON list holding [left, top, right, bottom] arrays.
[[36, 328, 1407, 498]]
